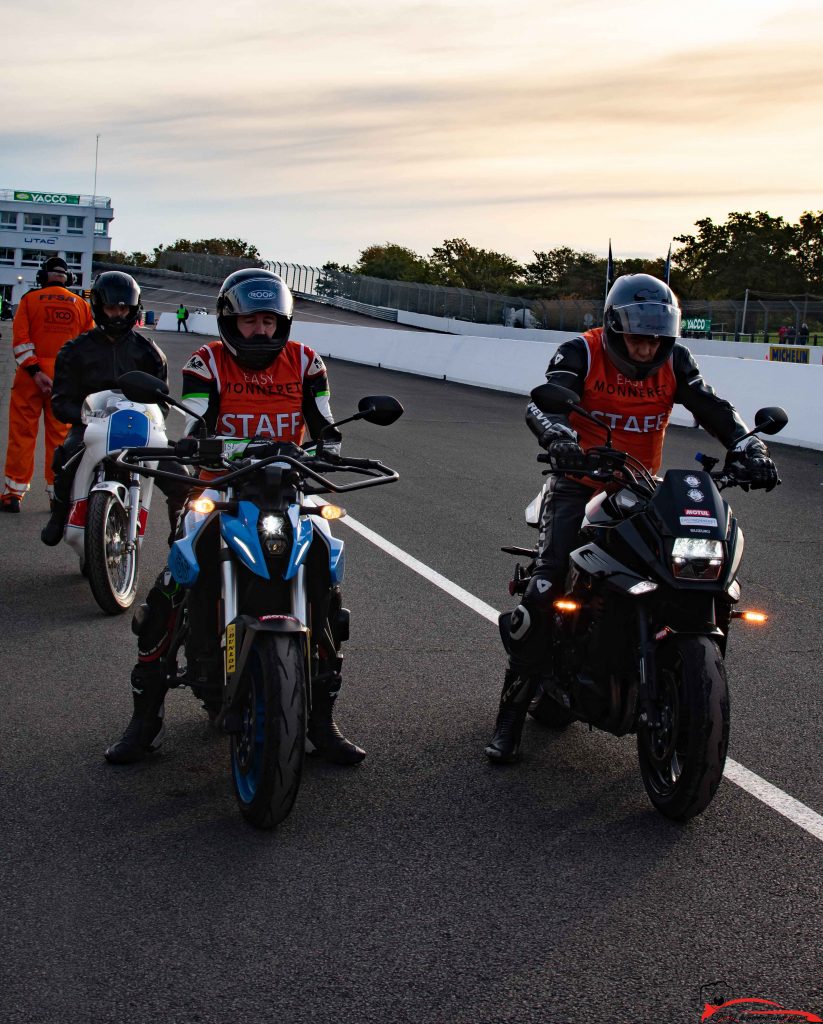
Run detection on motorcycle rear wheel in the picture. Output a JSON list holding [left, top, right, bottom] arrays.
[[637, 636, 729, 821], [231, 633, 307, 829], [85, 491, 139, 614]]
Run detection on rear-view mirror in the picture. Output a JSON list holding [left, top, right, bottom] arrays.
[[753, 406, 789, 436], [118, 371, 170, 405], [357, 395, 404, 427]]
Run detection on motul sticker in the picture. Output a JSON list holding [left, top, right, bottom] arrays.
[[680, 516, 718, 526], [684, 508, 711, 516]]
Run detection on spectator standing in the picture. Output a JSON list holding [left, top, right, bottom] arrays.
[[786, 324, 796, 345], [777, 325, 788, 344], [176, 304, 189, 332], [799, 322, 809, 345], [1, 258, 94, 513]]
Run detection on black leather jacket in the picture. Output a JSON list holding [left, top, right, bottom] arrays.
[[526, 336, 748, 448], [51, 328, 168, 425]]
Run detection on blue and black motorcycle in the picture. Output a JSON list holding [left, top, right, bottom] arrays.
[[113, 371, 403, 828]]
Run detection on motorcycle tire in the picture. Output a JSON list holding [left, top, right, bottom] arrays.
[[231, 632, 307, 829], [637, 635, 729, 822], [85, 491, 140, 615]]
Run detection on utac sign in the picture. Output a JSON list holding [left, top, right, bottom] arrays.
[[14, 190, 81, 205]]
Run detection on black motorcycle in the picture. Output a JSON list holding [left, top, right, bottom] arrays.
[[503, 382, 787, 821]]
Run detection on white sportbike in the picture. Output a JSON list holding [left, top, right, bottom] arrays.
[[62, 390, 169, 614]]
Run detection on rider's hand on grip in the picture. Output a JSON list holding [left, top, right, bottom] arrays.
[[725, 436, 779, 492], [175, 437, 199, 458], [549, 439, 586, 471], [538, 421, 578, 451]]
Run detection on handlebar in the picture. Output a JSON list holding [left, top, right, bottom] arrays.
[[107, 441, 399, 495], [540, 446, 750, 494]]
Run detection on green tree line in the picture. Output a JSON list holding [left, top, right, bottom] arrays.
[[329, 211, 823, 300], [101, 237, 261, 267]]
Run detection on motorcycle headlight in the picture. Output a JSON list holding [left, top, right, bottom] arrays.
[[259, 513, 289, 555], [671, 537, 724, 580]]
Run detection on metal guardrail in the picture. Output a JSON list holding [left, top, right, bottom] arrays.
[[304, 293, 398, 322]]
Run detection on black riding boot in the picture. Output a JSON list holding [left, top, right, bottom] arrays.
[[104, 664, 168, 764], [484, 670, 540, 763], [41, 498, 69, 546], [306, 672, 365, 765]]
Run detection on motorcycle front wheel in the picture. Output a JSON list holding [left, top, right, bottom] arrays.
[[231, 632, 307, 829], [637, 635, 729, 822], [85, 491, 139, 614]]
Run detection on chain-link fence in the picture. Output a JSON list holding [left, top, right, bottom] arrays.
[[264, 263, 823, 342], [97, 254, 823, 343], [156, 251, 263, 279]]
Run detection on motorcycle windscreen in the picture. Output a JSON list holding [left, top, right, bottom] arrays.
[[106, 408, 150, 451], [650, 470, 728, 539]]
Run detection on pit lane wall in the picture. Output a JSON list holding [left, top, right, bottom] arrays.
[[156, 311, 218, 334], [294, 322, 823, 451]]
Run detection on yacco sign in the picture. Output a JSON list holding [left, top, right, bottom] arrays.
[[683, 317, 712, 332], [769, 345, 810, 364], [13, 190, 80, 205]]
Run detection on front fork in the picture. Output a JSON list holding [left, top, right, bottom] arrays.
[[126, 471, 141, 552], [216, 493, 311, 730], [636, 608, 663, 730]]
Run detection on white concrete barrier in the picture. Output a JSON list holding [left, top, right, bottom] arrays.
[[156, 311, 218, 335], [294, 322, 822, 450], [397, 310, 823, 364]]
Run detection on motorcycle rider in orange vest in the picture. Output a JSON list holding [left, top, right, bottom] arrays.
[[485, 274, 779, 763], [105, 270, 365, 767]]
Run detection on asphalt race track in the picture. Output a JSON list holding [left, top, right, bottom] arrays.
[[1, 309, 821, 1023]]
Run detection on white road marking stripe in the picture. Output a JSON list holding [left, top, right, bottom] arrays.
[[339, 511, 823, 843], [342, 514, 499, 624], [723, 760, 823, 841]]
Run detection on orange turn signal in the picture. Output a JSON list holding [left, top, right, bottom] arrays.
[[319, 503, 346, 521], [732, 609, 768, 624], [553, 599, 581, 613], [741, 610, 768, 624], [189, 496, 216, 515]]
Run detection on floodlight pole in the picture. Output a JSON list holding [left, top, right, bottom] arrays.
[[93, 134, 100, 201], [740, 287, 749, 341]]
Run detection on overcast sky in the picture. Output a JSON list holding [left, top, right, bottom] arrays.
[[2, 0, 822, 268]]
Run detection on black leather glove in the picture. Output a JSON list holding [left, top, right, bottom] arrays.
[[537, 421, 578, 451], [174, 437, 199, 458], [548, 438, 586, 470], [726, 436, 779, 492]]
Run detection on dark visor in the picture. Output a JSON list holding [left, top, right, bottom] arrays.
[[612, 301, 681, 337]]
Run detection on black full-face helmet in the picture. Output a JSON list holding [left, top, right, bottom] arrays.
[[216, 269, 294, 370], [603, 274, 681, 380], [37, 256, 74, 287], [90, 271, 142, 339]]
